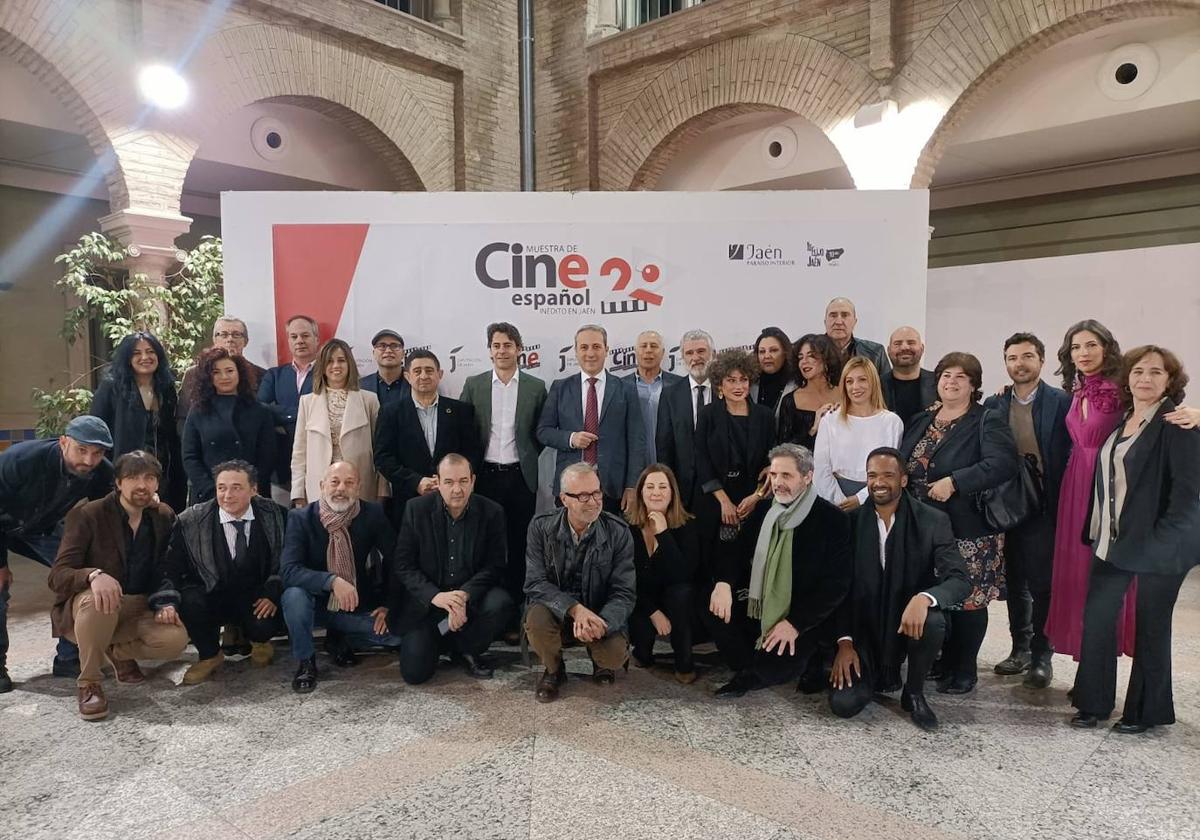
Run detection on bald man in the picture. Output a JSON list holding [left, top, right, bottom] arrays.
[[823, 298, 890, 378], [880, 326, 937, 430], [623, 330, 683, 464], [279, 461, 400, 693]]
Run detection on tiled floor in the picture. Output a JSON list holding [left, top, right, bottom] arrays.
[[2, 552, 1197, 840]]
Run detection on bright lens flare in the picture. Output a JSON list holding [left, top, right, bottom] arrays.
[[137, 65, 190, 109]]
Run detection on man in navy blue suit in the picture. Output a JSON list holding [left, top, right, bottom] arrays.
[[257, 315, 318, 492], [537, 325, 646, 515]]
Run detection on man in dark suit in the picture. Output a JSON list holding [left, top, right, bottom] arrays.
[[458, 322, 546, 614], [279, 461, 400, 693], [711, 443, 852, 698], [828, 447, 971, 731], [177, 316, 268, 424], [983, 332, 1072, 687], [360, 328, 410, 411], [880, 326, 937, 430], [824, 297, 890, 377], [0, 415, 114, 686], [374, 349, 480, 524], [622, 330, 684, 464], [656, 329, 715, 511], [391, 454, 515, 684], [257, 314, 318, 492], [537, 324, 646, 515]]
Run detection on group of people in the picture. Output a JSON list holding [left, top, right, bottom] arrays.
[[1, 299, 1197, 736]]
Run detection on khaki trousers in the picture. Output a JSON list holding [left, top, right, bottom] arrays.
[[524, 603, 628, 673], [67, 593, 188, 687]]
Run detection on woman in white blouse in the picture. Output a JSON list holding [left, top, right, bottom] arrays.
[[291, 338, 387, 506], [813, 356, 903, 511]]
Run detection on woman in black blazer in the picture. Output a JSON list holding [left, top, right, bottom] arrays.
[[182, 347, 275, 502], [900, 352, 1018, 694], [1071, 346, 1200, 734], [625, 464, 700, 683], [91, 331, 187, 512]]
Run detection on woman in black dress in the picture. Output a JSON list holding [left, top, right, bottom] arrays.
[[777, 333, 842, 451], [751, 327, 796, 412], [91, 332, 186, 511]]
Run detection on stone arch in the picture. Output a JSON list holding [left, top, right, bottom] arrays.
[[901, 0, 1200, 188], [598, 32, 876, 191]]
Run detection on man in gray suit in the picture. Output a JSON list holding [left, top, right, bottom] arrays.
[[824, 297, 890, 378], [459, 322, 547, 616], [538, 325, 646, 516], [622, 330, 684, 464]]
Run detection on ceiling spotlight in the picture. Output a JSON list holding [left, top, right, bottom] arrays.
[[137, 64, 190, 109]]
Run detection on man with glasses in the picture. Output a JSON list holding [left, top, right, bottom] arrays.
[[523, 462, 635, 703], [361, 329, 410, 410], [177, 317, 268, 422]]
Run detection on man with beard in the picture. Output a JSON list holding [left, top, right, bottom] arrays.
[[828, 448, 970, 730], [623, 330, 683, 464], [880, 326, 937, 430], [279, 461, 400, 693], [0, 415, 115, 688], [983, 333, 1071, 687], [47, 451, 188, 720], [655, 329, 716, 511], [824, 298, 890, 378]]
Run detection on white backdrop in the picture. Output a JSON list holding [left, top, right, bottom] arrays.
[[222, 190, 931, 390]]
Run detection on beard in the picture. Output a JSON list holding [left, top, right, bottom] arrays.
[[324, 496, 354, 512]]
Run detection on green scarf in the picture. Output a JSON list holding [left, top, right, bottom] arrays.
[[747, 486, 816, 647]]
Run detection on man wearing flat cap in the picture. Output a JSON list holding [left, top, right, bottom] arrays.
[[361, 329, 411, 411], [0, 416, 115, 689]]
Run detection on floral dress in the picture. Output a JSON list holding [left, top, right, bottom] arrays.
[[906, 415, 1005, 611]]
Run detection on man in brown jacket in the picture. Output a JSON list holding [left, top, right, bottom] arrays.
[[48, 451, 188, 720]]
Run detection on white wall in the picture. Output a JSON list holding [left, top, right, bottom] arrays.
[[926, 243, 1200, 396]]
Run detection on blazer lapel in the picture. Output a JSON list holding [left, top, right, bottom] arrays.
[[309, 393, 333, 440], [1033, 382, 1057, 455], [434, 401, 454, 456], [598, 373, 618, 423], [340, 392, 370, 438], [100, 495, 128, 566], [1122, 406, 1167, 490], [430, 503, 448, 578], [564, 375, 584, 428], [477, 376, 494, 435]]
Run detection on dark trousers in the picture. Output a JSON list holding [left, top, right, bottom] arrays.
[[1004, 511, 1055, 661], [399, 587, 515, 685], [0, 529, 78, 666], [701, 592, 819, 685], [628, 582, 695, 672], [475, 465, 535, 612], [829, 610, 947, 718], [1075, 560, 1188, 725], [178, 585, 281, 660], [943, 608, 988, 682]]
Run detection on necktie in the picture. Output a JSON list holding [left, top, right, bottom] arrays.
[[583, 377, 599, 465], [694, 384, 706, 429], [231, 520, 248, 565]]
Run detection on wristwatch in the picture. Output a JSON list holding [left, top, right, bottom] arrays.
[[87, 569, 103, 583]]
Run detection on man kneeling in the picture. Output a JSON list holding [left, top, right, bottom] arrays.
[[524, 463, 635, 702], [165, 460, 287, 684], [48, 451, 188, 720], [391, 454, 514, 684], [280, 461, 400, 693], [828, 448, 970, 731]]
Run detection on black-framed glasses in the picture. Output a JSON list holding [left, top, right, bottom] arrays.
[[562, 490, 603, 504], [375, 342, 404, 352], [214, 331, 247, 340]]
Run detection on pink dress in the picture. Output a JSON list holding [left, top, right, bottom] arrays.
[[1044, 374, 1136, 659]]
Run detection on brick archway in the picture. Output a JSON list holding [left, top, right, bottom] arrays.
[[598, 32, 875, 191], [901, 0, 1200, 188]]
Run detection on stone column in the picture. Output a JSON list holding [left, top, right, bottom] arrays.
[[431, 0, 460, 34], [98, 208, 193, 323], [593, 0, 620, 38]]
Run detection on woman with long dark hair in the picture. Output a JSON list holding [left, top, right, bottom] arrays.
[[777, 333, 842, 452], [91, 332, 186, 511], [182, 346, 275, 502], [750, 327, 796, 412]]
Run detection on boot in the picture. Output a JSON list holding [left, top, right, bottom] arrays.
[[1023, 658, 1053, 689], [78, 682, 109, 720], [250, 642, 274, 667], [993, 649, 1032, 675], [182, 653, 225, 685], [0, 664, 12, 694]]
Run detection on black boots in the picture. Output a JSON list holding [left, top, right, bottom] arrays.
[[901, 689, 939, 731], [292, 656, 318, 693]]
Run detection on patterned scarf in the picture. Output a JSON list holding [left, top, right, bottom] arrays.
[[747, 486, 816, 647], [319, 498, 360, 611]]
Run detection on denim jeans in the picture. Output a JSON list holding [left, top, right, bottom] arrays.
[[4, 529, 79, 665], [280, 586, 404, 662]]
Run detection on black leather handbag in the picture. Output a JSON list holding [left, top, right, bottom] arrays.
[[977, 448, 1045, 533]]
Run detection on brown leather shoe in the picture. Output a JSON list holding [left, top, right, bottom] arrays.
[[674, 670, 698, 685], [535, 667, 567, 703], [182, 653, 225, 685], [111, 657, 145, 685], [249, 642, 274, 667], [78, 682, 109, 720]]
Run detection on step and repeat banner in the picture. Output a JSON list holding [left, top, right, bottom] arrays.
[[222, 191, 931, 392]]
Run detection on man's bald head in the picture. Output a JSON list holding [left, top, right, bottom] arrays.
[[888, 326, 925, 373], [319, 461, 361, 511]]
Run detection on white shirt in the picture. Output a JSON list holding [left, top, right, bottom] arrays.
[[218, 504, 255, 558], [689, 376, 712, 429], [579, 368, 608, 421], [486, 369, 520, 464], [837, 509, 935, 643], [813, 410, 904, 505]]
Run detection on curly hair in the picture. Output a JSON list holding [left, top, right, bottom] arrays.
[[107, 332, 175, 399], [1120, 345, 1188, 409], [195, 346, 257, 411], [1056, 319, 1122, 392], [708, 348, 760, 389], [792, 333, 842, 389]]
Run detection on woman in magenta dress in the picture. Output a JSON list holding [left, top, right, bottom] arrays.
[[1045, 320, 1133, 659]]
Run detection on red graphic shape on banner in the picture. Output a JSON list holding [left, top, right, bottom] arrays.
[[270, 224, 370, 363]]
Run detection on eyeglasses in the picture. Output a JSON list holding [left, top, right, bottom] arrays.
[[375, 343, 404, 352], [214, 331, 246, 340], [562, 490, 603, 504]]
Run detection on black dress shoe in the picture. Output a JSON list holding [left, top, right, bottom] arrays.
[[1024, 660, 1053, 689], [715, 671, 761, 698], [51, 657, 80, 678], [328, 638, 360, 668], [1069, 712, 1109, 728], [0, 665, 12, 693], [535, 667, 566, 703], [901, 689, 939, 731], [927, 659, 947, 682], [942, 674, 977, 695], [631, 651, 654, 669], [1113, 719, 1153, 735], [593, 667, 616, 685], [461, 653, 494, 679], [993, 650, 1032, 675], [292, 657, 318, 693]]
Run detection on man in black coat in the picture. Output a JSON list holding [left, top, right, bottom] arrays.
[[279, 461, 400, 693], [162, 460, 287, 684], [257, 315, 317, 492], [710, 443, 852, 698], [0, 416, 114, 687], [880, 327, 937, 430], [655, 329, 716, 511], [390, 454, 514, 684], [983, 333, 1072, 687], [828, 448, 971, 731], [373, 349, 480, 525]]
